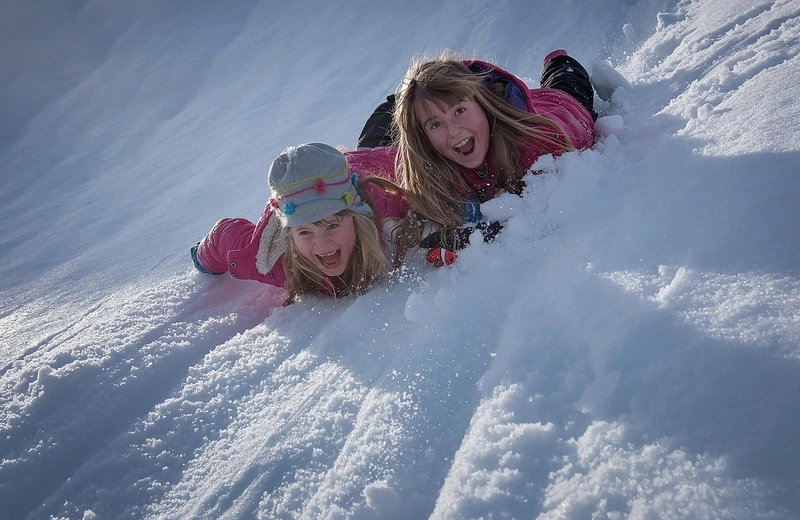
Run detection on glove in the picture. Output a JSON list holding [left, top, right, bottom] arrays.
[[419, 227, 474, 251], [420, 221, 504, 250], [420, 221, 504, 268]]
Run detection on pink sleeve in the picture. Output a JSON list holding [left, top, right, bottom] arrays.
[[195, 217, 255, 274], [373, 187, 408, 221], [528, 89, 595, 151], [345, 146, 407, 229], [345, 147, 399, 182]]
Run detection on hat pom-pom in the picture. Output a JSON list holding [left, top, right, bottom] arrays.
[[342, 191, 354, 206], [283, 201, 296, 215], [314, 178, 326, 193]]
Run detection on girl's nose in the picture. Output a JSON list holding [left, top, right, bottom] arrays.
[[315, 236, 333, 249]]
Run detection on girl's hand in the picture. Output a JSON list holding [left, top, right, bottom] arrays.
[[420, 221, 504, 268], [419, 221, 503, 251]]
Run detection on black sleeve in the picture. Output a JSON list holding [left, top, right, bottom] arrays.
[[357, 94, 397, 149], [540, 55, 598, 121]]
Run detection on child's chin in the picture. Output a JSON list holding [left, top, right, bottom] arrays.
[[454, 154, 484, 169], [319, 264, 346, 277]]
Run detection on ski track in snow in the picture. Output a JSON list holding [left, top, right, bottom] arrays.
[[2, 0, 800, 519]]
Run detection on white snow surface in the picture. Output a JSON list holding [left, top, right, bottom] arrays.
[[2, 0, 800, 518]]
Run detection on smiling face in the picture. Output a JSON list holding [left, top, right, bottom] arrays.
[[288, 213, 357, 277], [417, 97, 491, 170]]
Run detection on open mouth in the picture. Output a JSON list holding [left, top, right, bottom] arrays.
[[453, 136, 475, 157], [316, 249, 342, 270]]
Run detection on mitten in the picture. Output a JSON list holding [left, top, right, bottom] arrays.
[[420, 221, 503, 251], [419, 227, 474, 251], [419, 220, 504, 268]]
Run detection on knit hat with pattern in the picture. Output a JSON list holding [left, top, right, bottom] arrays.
[[267, 143, 373, 227]]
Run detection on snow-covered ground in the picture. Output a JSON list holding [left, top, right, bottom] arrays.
[[2, 0, 799, 518]]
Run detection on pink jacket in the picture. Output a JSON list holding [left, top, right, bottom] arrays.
[[195, 147, 407, 287], [457, 60, 596, 201]]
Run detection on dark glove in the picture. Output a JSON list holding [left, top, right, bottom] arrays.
[[419, 227, 474, 251], [419, 221, 503, 250], [420, 221, 504, 268]]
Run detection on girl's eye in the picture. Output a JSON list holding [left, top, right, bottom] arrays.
[[455, 106, 466, 115], [429, 121, 441, 130], [326, 223, 339, 230]]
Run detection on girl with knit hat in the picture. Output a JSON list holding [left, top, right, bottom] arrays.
[[191, 143, 408, 304], [369, 50, 597, 265]]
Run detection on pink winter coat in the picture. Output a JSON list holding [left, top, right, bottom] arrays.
[[457, 60, 596, 201], [195, 147, 407, 288]]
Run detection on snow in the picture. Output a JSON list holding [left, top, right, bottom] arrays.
[[2, 0, 799, 518]]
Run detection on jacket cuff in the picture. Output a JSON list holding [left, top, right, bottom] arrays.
[[191, 244, 224, 275]]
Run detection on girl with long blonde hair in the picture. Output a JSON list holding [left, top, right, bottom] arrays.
[[192, 143, 407, 303], [388, 50, 597, 263]]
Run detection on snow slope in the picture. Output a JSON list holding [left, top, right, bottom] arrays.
[[2, 0, 799, 518]]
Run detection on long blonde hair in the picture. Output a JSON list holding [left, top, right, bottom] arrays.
[[281, 177, 402, 303], [393, 52, 573, 257]]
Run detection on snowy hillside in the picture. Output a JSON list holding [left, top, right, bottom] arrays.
[[2, 0, 799, 518]]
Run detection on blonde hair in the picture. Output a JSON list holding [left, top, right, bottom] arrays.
[[393, 52, 573, 258], [282, 177, 401, 303]]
